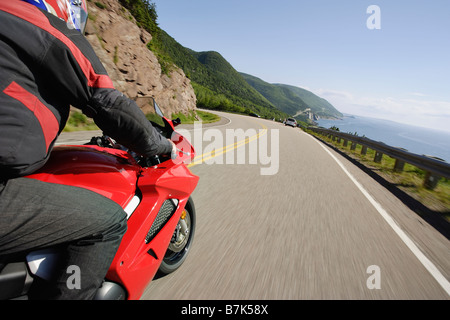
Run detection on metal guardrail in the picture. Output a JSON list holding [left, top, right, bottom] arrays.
[[307, 126, 450, 190]]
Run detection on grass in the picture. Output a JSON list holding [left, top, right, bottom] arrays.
[[65, 109, 220, 133], [306, 128, 450, 221], [63, 111, 99, 132], [167, 109, 220, 125], [189, 110, 220, 124]]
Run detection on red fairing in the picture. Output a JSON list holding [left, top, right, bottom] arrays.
[[26, 145, 141, 208], [106, 160, 199, 299], [26, 140, 199, 300]]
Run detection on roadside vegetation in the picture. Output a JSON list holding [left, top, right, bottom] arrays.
[[305, 128, 450, 221], [64, 109, 220, 132], [145, 109, 220, 125], [64, 111, 99, 132]]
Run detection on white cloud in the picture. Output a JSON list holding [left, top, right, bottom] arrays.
[[308, 88, 450, 133], [409, 92, 428, 97]]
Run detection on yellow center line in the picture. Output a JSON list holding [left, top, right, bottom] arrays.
[[187, 122, 268, 168]]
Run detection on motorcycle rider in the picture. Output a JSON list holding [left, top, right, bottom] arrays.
[[0, 0, 175, 299]]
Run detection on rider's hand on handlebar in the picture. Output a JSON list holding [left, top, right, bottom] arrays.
[[169, 139, 177, 160]]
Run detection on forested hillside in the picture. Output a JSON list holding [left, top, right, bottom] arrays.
[[154, 30, 288, 119], [118, 0, 341, 121], [241, 73, 343, 119]]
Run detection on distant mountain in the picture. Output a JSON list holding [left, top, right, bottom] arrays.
[[120, 0, 341, 120], [163, 31, 342, 121], [190, 50, 279, 114], [240, 73, 342, 119], [155, 31, 286, 119], [275, 83, 342, 118]]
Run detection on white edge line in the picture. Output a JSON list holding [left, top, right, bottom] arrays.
[[309, 135, 450, 296]]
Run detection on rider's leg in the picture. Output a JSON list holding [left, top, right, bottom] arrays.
[[0, 177, 127, 299]]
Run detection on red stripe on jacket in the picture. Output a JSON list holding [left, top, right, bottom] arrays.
[[4, 82, 59, 153]]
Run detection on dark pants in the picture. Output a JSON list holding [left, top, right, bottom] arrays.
[[0, 177, 127, 300]]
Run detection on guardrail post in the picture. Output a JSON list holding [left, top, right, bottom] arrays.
[[350, 142, 357, 151], [374, 151, 383, 163], [361, 146, 368, 155], [394, 159, 405, 172], [424, 172, 440, 190], [307, 127, 450, 191]]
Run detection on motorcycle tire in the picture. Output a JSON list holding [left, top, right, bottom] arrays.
[[158, 197, 196, 275]]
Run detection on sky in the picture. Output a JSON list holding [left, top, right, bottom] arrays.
[[153, 0, 450, 132]]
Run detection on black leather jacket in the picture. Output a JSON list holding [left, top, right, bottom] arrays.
[[0, 1, 172, 178]]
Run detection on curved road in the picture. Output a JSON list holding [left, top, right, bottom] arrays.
[[58, 110, 450, 299]]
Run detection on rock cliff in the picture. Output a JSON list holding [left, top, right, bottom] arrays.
[[84, 0, 196, 116]]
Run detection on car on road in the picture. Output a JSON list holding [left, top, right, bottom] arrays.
[[285, 118, 297, 127]]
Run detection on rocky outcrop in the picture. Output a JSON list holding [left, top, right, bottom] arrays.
[[84, 0, 196, 116]]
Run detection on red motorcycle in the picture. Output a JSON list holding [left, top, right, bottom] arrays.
[[0, 99, 199, 300]]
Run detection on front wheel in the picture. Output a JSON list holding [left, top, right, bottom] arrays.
[[158, 197, 196, 275]]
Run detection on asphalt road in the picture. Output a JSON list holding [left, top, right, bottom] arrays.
[[57, 111, 450, 299]]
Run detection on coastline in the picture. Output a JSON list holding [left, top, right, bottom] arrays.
[[317, 114, 450, 163]]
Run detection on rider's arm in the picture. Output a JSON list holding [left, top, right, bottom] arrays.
[[22, 5, 172, 157], [85, 89, 173, 157], [57, 24, 173, 157]]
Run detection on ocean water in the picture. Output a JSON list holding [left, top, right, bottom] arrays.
[[317, 115, 450, 163]]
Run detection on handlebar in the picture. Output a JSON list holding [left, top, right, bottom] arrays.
[[86, 135, 169, 166], [86, 112, 193, 166]]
